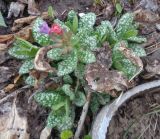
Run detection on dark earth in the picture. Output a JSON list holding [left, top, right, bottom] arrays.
[[0, 0, 160, 139]]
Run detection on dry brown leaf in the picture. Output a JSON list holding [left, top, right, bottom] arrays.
[[7, 2, 25, 18], [4, 84, 15, 93], [134, 9, 160, 23], [93, 42, 112, 68], [0, 51, 10, 64], [0, 34, 14, 43], [0, 101, 29, 139], [34, 45, 61, 72], [4, 75, 22, 93], [0, 67, 16, 83], [15, 25, 34, 42], [28, 0, 40, 15], [11, 12, 48, 32], [144, 49, 160, 76], [40, 127, 52, 139], [85, 63, 128, 96]]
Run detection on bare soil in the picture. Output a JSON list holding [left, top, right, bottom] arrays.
[[107, 90, 160, 139]]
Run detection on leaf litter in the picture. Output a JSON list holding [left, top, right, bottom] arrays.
[[0, 0, 160, 138]]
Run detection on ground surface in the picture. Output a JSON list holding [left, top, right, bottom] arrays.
[[107, 88, 160, 139], [0, 0, 160, 139]]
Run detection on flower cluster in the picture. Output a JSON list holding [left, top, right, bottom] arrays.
[[39, 22, 63, 35]]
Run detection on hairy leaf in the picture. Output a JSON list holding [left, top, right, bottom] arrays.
[[67, 10, 77, 22], [74, 63, 85, 80], [25, 75, 36, 86], [78, 49, 96, 64], [127, 36, 147, 43], [0, 11, 6, 27], [58, 50, 78, 76], [19, 59, 34, 74], [47, 108, 74, 131], [63, 75, 73, 84], [62, 84, 75, 100], [96, 21, 118, 44], [112, 41, 143, 79], [34, 90, 65, 108], [79, 13, 96, 28], [115, 13, 134, 39], [83, 36, 98, 50], [32, 18, 52, 46], [90, 94, 100, 114], [8, 38, 39, 59], [47, 48, 63, 60], [128, 43, 146, 57], [73, 91, 86, 107]]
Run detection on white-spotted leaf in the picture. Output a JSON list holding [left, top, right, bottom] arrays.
[[78, 49, 96, 64], [115, 13, 134, 39], [34, 90, 65, 108], [79, 13, 96, 28], [62, 84, 75, 100], [32, 18, 52, 46], [73, 91, 86, 107], [47, 109, 74, 131], [58, 50, 78, 76], [19, 59, 34, 74], [47, 48, 63, 60]]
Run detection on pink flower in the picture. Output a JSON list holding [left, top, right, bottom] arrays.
[[49, 24, 63, 35]]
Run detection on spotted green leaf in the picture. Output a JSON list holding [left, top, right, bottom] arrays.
[[8, 38, 39, 59], [96, 21, 118, 44], [73, 91, 86, 107], [97, 93, 110, 105], [115, 13, 134, 39], [32, 18, 52, 46], [79, 13, 96, 28], [47, 108, 74, 131], [78, 49, 96, 64], [67, 10, 77, 21], [19, 59, 34, 74], [74, 63, 85, 80], [62, 84, 75, 100], [83, 36, 98, 50], [47, 48, 63, 60], [58, 50, 78, 76], [34, 90, 65, 108], [0, 11, 6, 27], [90, 93, 100, 114], [25, 75, 36, 86], [128, 43, 146, 57], [112, 42, 138, 79], [63, 75, 73, 84], [127, 36, 147, 43], [76, 27, 94, 43]]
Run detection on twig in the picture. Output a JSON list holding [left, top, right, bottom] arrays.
[[74, 91, 92, 139], [0, 85, 30, 104]]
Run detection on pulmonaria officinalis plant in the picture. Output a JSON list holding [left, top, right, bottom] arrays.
[[8, 10, 147, 135]]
